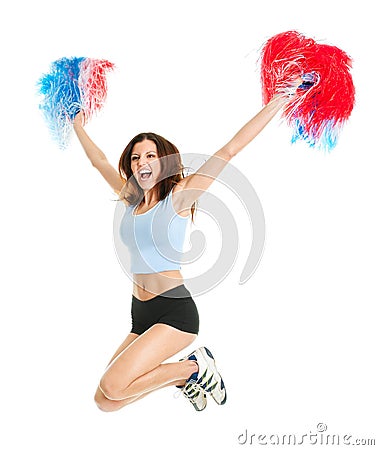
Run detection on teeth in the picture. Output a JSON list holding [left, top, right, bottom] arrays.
[[140, 169, 151, 174]]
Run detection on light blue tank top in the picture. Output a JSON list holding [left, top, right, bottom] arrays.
[[119, 190, 190, 274]]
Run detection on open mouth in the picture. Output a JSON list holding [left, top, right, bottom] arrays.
[[139, 168, 152, 180]]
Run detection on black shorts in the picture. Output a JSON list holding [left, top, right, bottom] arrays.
[[131, 284, 199, 335]]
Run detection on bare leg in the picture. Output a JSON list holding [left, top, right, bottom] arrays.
[[113, 359, 195, 398], [93, 332, 140, 411], [95, 324, 197, 412], [95, 376, 188, 412], [94, 331, 190, 411], [105, 332, 140, 368]]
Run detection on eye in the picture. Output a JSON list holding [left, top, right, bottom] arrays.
[[147, 154, 156, 158], [131, 156, 139, 161]]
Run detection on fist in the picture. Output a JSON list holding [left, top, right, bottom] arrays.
[[73, 111, 85, 127]]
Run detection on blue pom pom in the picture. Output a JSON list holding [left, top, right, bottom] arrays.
[[38, 56, 114, 149], [37, 57, 85, 149]]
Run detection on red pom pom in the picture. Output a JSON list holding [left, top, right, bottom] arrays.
[[79, 59, 115, 123], [260, 31, 355, 150]]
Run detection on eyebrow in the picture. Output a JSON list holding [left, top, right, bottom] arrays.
[[131, 150, 157, 156]]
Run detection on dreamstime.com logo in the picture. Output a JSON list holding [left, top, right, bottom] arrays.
[[237, 423, 376, 446], [113, 152, 265, 297]]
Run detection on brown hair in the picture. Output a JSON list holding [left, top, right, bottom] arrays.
[[118, 132, 196, 220]]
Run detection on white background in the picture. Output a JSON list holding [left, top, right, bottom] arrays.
[[1, 0, 378, 448]]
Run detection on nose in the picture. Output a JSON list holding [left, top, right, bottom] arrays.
[[136, 159, 146, 169], [137, 164, 150, 174], [138, 155, 150, 165]]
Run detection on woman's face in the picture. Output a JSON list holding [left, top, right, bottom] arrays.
[[130, 140, 161, 191]]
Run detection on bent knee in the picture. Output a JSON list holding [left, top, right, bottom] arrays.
[[94, 388, 124, 413], [94, 394, 114, 413], [99, 375, 129, 401]]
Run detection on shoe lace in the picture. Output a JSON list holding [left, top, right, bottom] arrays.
[[173, 382, 204, 401], [173, 387, 183, 400]]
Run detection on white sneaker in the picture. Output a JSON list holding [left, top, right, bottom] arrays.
[[178, 382, 207, 411], [182, 346, 227, 406]]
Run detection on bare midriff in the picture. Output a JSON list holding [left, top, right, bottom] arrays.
[[132, 270, 185, 301]]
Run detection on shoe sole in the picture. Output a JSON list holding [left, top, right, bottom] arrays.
[[197, 347, 227, 405]]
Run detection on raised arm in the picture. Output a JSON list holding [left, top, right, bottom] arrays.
[[73, 112, 125, 194], [221, 95, 286, 157], [174, 95, 288, 209]]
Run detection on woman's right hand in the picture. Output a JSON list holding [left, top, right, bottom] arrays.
[[73, 111, 85, 128]]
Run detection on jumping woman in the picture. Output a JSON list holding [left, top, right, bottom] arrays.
[[73, 90, 293, 412]]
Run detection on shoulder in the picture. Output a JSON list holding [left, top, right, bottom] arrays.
[[118, 181, 140, 208], [118, 191, 134, 209], [118, 195, 131, 208]]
